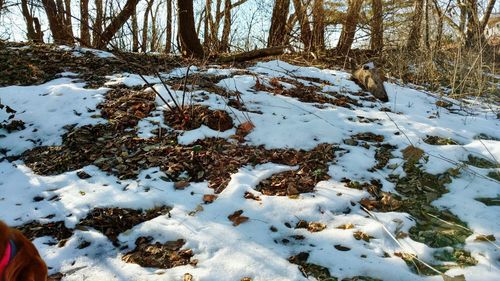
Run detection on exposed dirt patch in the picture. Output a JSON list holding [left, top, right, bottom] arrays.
[[0, 43, 180, 87], [288, 252, 336, 281], [255, 144, 335, 196], [164, 105, 233, 131], [122, 237, 195, 268], [465, 155, 499, 168], [423, 135, 459, 145], [78, 206, 171, 245], [0, 120, 26, 133], [370, 144, 396, 171], [98, 87, 156, 129], [253, 77, 360, 108], [23, 114, 335, 193], [16, 221, 73, 243]]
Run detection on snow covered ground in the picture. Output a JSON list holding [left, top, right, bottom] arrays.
[[0, 51, 499, 281]]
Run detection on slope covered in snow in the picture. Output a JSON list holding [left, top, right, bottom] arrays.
[[0, 46, 499, 281]]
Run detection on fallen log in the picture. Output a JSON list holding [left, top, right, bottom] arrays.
[[216, 46, 286, 63]]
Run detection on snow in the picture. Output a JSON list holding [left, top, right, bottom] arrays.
[[1, 58, 499, 281], [0, 78, 107, 155]]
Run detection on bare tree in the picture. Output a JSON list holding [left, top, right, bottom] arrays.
[[92, 0, 103, 46], [336, 0, 364, 54], [370, 0, 383, 51], [178, 0, 204, 58], [292, 0, 312, 51], [21, 0, 44, 42], [96, 0, 140, 49], [42, 0, 72, 43], [165, 0, 173, 53], [80, 0, 90, 46], [204, 0, 212, 47], [219, 0, 231, 51], [312, 0, 325, 51], [268, 0, 290, 47], [131, 6, 139, 51], [465, 0, 496, 47], [406, 0, 424, 51], [142, 0, 154, 52], [150, 1, 160, 52], [63, 0, 73, 39]]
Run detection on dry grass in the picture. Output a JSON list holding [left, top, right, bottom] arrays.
[[381, 45, 500, 103]]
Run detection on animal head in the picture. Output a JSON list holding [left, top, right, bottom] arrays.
[[351, 61, 389, 102]]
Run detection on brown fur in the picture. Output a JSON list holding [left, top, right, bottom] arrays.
[[0, 221, 47, 281], [351, 62, 389, 102]]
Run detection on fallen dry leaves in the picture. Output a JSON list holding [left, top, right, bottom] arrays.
[[228, 210, 249, 226]]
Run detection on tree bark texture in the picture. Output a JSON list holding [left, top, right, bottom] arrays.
[[406, 0, 424, 51], [165, 0, 172, 53], [370, 0, 383, 51], [268, 0, 290, 47], [178, 0, 205, 58], [96, 0, 140, 49], [292, 0, 312, 51], [80, 0, 90, 46], [312, 0, 325, 51], [337, 0, 364, 54]]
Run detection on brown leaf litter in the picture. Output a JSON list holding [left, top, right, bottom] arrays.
[[164, 105, 233, 131], [78, 206, 171, 245], [122, 236, 195, 268]]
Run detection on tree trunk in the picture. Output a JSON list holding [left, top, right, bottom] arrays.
[[480, 0, 497, 31], [80, 0, 90, 46], [204, 0, 212, 48], [42, 0, 71, 43], [424, 0, 430, 49], [178, 0, 205, 58], [21, 0, 37, 41], [406, 0, 424, 51], [142, 0, 153, 52], [292, 0, 312, 51], [337, 0, 364, 54], [219, 0, 231, 52], [432, 0, 444, 49], [458, 0, 466, 33], [465, 0, 480, 47], [92, 0, 103, 46], [33, 18, 43, 42], [63, 0, 74, 40], [96, 0, 140, 49], [131, 7, 139, 51], [211, 0, 223, 47], [370, 0, 383, 51], [165, 0, 172, 53], [312, 0, 325, 51], [268, 0, 290, 47], [150, 2, 160, 52]]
